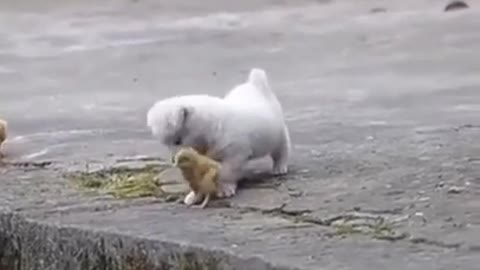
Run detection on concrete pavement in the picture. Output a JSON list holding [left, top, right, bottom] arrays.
[[0, 0, 479, 269]]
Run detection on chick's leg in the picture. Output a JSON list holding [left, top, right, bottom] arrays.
[[198, 194, 210, 209], [191, 168, 217, 209]]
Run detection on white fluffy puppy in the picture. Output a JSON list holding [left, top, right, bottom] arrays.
[[147, 68, 291, 205]]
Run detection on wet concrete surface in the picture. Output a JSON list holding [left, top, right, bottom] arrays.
[[1, 0, 479, 269]]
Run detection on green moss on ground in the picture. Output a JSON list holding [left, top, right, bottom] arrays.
[[330, 215, 407, 241], [66, 164, 186, 200]]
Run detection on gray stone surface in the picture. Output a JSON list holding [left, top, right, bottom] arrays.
[[1, 0, 479, 269]]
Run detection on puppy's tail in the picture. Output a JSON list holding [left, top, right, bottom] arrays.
[[247, 68, 285, 114], [247, 68, 276, 99]]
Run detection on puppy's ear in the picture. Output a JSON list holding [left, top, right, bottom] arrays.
[[178, 106, 192, 128]]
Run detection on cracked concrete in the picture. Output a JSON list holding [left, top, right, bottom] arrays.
[[1, 0, 479, 269]]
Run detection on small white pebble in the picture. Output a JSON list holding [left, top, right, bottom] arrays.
[[418, 197, 430, 202], [447, 186, 465, 194]]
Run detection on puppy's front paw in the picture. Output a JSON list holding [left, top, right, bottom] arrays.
[[183, 191, 203, 206], [272, 166, 288, 176], [216, 183, 237, 198]]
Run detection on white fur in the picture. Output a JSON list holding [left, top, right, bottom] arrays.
[[147, 68, 291, 204]]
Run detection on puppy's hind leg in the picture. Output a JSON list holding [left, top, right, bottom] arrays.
[[271, 125, 291, 175]]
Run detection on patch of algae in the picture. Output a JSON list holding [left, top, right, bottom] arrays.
[[331, 215, 408, 241], [66, 164, 186, 200]]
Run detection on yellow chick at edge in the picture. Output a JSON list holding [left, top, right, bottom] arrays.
[[0, 119, 7, 158], [173, 147, 221, 208]]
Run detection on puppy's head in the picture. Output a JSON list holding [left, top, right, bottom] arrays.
[[147, 98, 194, 153]]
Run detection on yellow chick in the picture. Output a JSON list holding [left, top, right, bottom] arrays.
[[173, 147, 221, 208], [0, 119, 6, 158]]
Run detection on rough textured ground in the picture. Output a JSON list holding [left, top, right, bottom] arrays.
[[1, 0, 479, 269]]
